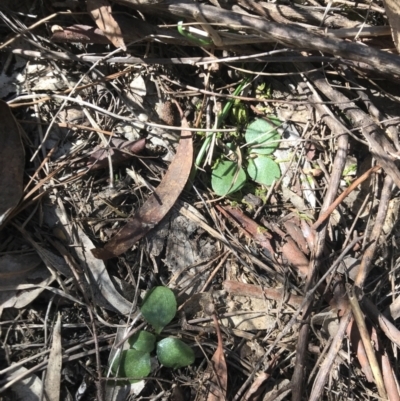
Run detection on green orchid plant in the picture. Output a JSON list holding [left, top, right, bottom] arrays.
[[109, 287, 195, 383], [211, 117, 282, 196]]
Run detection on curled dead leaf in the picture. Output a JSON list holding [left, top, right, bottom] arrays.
[[87, 0, 126, 50], [92, 119, 193, 259]]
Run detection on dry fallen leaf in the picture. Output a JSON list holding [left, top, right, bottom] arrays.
[[7, 365, 43, 401], [87, 0, 126, 50], [92, 118, 193, 259], [51, 24, 111, 44], [280, 240, 309, 278], [0, 253, 53, 312], [74, 137, 145, 170], [66, 224, 133, 315], [216, 205, 275, 258], [44, 314, 62, 401], [0, 99, 25, 229], [208, 310, 228, 401]]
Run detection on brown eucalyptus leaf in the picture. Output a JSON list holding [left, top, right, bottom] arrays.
[[75, 138, 145, 170], [208, 313, 228, 401], [51, 24, 110, 44], [92, 119, 193, 259], [87, 0, 126, 50], [0, 100, 25, 229]]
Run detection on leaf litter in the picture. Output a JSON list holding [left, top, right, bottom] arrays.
[[1, 1, 400, 400]]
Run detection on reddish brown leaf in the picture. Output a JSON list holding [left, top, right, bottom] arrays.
[[266, 222, 309, 278], [216, 205, 274, 256], [280, 240, 309, 278], [91, 120, 192, 259], [0, 100, 25, 229], [371, 327, 400, 401], [208, 312, 228, 401], [87, 0, 126, 50], [74, 138, 145, 170], [283, 217, 309, 255], [347, 319, 374, 383], [51, 25, 110, 44], [243, 353, 280, 401]]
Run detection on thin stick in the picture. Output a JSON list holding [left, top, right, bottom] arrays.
[[312, 165, 381, 230], [347, 285, 387, 400], [309, 310, 353, 401], [232, 235, 363, 401], [49, 240, 105, 401], [354, 175, 394, 287]]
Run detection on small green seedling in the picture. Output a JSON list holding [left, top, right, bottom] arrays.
[[110, 287, 195, 383], [211, 118, 282, 196]]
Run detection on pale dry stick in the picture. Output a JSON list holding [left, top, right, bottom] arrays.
[[0, 334, 115, 392], [196, 48, 292, 66], [351, 0, 371, 42], [28, 39, 134, 163], [0, 11, 88, 50], [0, 344, 113, 393], [23, 145, 58, 195], [78, 100, 116, 187], [200, 251, 230, 292], [160, 74, 363, 106], [283, 71, 351, 400], [290, 73, 350, 401], [11, 66, 136, 110], [362, 297, 400, 349], [232, 235, 363, 401], [49, 240, 105, 401], [372, 328, 400, 401], [308, 310, 353, 401], [327, 0, 385, 12], [320, 0, 335, 28], [177, 201, 284, 283], [312, 165, 381, 231], [19, 120, 114, 136], [193, 11, 223, 46], [300, 64, 368, 140], [9, 93, 238, 132], [22, 166, 61, 202], [291, 255, 315, 401], [308, 70, 400, 189], [354, 175, 394, 287], [341, 191, 371, 251], [144, 0, 400, 76], [307, 336, 333, 385], [347, 285, 388, 399], [10, 48, 337, 67]]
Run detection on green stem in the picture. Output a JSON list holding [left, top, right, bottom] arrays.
[[194, 77, 250, 169], [177, 21, 213, 46]]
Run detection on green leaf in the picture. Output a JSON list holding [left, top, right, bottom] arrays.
[[111, 349, 151, 383], [247, 156, 281, 186], [157, 337, 195, 369], [211, 160, 247, 196], [140, 287, 177, 334], [230, 102, 248, 125], [245, 118, 280, 155], [128, 331, 156, 353]]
